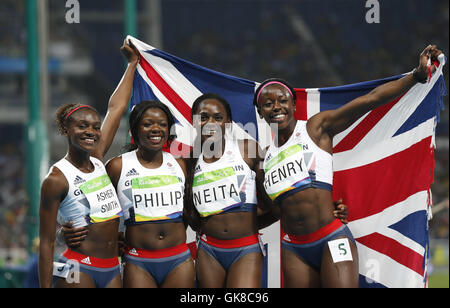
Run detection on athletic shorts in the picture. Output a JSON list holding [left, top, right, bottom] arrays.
[[56, 248, 120, 288], [123, 243, 191, 286], [197, 234, 265, 271], [281, 219, 356, 271]]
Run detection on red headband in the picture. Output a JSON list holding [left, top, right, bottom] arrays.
[[256, 81, 294, 105], [65, 105, 94, 120]]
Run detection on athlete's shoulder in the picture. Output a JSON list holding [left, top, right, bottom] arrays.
[[238, 138, 265, 170], [106, 155, 123, 168], [44, 164, 66, 184], [174, 156, 188, 177], [105, 155, 123, 179], [41, 165, 68, 199]]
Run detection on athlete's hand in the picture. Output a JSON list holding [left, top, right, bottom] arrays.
[[62, 221, 88, 248], [120, 39, 140, 65], [416, 45, 442, 81], [333, 199, 348, 224], [118, 232, 126, 257]]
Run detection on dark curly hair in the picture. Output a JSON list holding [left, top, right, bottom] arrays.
[[55, 103, 99, 135], [124, 100, 177, 152]]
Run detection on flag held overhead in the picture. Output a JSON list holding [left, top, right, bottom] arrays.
[[126, 35, 446, 288]]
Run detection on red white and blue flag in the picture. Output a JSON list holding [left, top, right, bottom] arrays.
[[127, 35, 446, 288]]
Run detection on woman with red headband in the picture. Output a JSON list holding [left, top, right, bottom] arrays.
[[38, 39, 140, 288], [254, 45, 441, 287]]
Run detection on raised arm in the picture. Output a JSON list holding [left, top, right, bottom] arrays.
[[308, 45, 442, 150], [93, 39, 140, 160]]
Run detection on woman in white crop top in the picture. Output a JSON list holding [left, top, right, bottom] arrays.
[[254, 45, 441, 288], [106, 100, 195, 288], [38, 40, 139, 288], [184, 93, 273, 288]]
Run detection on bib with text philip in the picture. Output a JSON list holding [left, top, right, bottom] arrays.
[[263, 143, 311, 201], [192, 166, 241, 217], [79, 175, 122, 223], [131, 175, 184, 222]]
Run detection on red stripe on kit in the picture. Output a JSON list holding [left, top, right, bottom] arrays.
[[62, 249, 119, 268]]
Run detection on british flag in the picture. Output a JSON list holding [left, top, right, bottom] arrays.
[[127, 35, 447, 288]]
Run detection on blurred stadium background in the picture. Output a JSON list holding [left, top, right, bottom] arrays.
[[0, 0, 448, 287]]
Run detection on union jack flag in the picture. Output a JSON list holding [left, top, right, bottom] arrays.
[[127, 35, 447, 288]]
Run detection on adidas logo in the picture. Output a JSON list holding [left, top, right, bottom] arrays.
[[74, 175, 86, 185], [80, 257, 91, 265], [126, 168, 139, 177], [128, 248, 138, 256], [283, 234, 291, 242]]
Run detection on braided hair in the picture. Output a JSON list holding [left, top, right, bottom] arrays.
[[183, 93, 233, 232]]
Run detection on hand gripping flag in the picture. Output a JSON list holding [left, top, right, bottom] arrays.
[[127, 35, 447, 288]]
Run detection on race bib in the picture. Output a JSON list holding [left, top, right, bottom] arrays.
[[53, 262, 71, 279], [264, 144, 311, 201], [131, 175, 184, 222], [328, 238, 353, 263], [193, 166, 241, 217], [79, 175, 122, 223]]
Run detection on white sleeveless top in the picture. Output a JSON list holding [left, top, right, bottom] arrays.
[[263, 120, 333, 202], [117, 150, 185, 225], [53, 157, 122, 227], [192, 138, 257, 217]]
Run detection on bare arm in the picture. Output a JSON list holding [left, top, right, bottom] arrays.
[[105, 156, 123, 189], [176, 157, 199, 230], [60, 222, 88, 248], [238, 139, 275, 215], [257, 206, 280, 230], [38, 169, 68, 288], [93, 40, 140, 160], [105, 156, 128, 256], [176, 157, 188, 180], [183, 157, 202, 232], [308, 45, 442, 151]]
